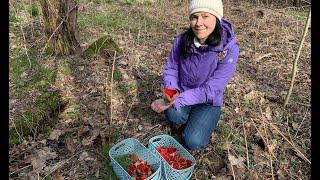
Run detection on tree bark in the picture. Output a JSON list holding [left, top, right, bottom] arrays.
[[40, 0, 81, 55]]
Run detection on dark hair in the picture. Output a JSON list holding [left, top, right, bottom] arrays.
[[181, 20, 222, 58]]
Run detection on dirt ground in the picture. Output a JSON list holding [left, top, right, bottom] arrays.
[[9, 0, 311, 179]]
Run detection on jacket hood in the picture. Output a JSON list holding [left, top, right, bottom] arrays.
[[217, 19, 237, 51]]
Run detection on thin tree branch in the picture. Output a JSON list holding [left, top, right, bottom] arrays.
[[283, 8, 311, 107]]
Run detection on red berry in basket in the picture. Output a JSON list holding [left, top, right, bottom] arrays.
[[186, 160, 192, 167], [172, 162, 181, 169], [128, 165, 136, 176], [137, 162, 149, 174], [139, 174, 148, 180], [167, 146, 176, 154], [162, 154, 171, 162], [156, 146, 193, 169], [172, 154, 183, 162], [124, 155, 154, 179]]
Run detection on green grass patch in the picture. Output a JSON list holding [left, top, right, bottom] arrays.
[[10, 48, 38, 89], [62, 104, 79, 120], [100, 144, 119, 179], [105, 0, 114, 4], [33, 66, 57, 89], [94, 0, 116, 4], [58, 58, 72, 75], [9, 12, 18, 23], [213, 123, 247, 157], [29, 3, 39, 17], [116, 82, 130, 93], [285, 9, 308, 21], [113, 69, 122, 81], [9, 91, 62, 147], [73, 118, 82, 127], [9, 48, 62, 147], [78, 12, 126, 31], [10, 48, 57, 92]]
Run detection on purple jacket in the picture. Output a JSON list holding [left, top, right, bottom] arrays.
[[163, 19, 239, 109]]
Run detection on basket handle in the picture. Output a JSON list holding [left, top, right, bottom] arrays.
[[114, 143, 125, 151], [151, 137, 162, 143]]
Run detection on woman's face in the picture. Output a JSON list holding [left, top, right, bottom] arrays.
[[190, 12, 217, 44]]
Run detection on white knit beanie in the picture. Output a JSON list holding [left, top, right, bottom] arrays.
[[189, 0, 223, 21]]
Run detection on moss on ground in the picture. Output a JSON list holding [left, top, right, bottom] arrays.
[[83, 35, 122, 58], [9, 91, 63, 146]]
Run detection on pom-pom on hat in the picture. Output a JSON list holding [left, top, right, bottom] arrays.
[[189, 0, 223, 21]]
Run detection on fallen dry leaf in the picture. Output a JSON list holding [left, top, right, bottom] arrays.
[[228, 154, 245, 169], [29, 147, 58, 173], [260, 96, 268, 104], [79, 151, 95, 161], [79, 151, 89, 161], [31, 157, 46, 173], [53, 170, 64, 180], [81, 129, 100, 146], [244, 90, 259, 101], [265, 106, 272, 120], [276, 169, 287, 180], [292, 122, 299, 130], [267, 139, 278, 154], [77, 126, 90, 136], [234, 107, 240, 113], [65, 136, 77, 153], [49, 129, 63, 140]]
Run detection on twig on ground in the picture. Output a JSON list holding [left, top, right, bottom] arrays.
[[104, 60, 110, 126], [250, 118, 278, 161], [257, 105, 274, 180], [9, 118, 25, 143], [10, 1, 32, 68], [20, 26, 32, 68], [294, 109, 309, 138], [295, 101, 310, 107], [227, 142, 236, 180], [9, 164, 32, 176], [194, 170, 198, 180], [125, 95, 137, 122], [24, 0, 35, 39], [236, 97, 250, 169], [286, 115, 293, 142], [255, 53, 272, 61], [110, 51, 117, 125], [134, 124, 161, 139], [226, 132, 236, 180], [93, 148, 109, 161], [268, 122, 311, 164], [42, 149, 85, 180]]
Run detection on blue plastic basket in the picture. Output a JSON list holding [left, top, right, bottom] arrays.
[[109, 138, 162, 180], [148, 134, 196, 180]]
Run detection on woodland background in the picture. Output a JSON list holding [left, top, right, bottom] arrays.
[[9, 0, 311, 179]]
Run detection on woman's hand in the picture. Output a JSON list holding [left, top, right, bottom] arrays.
[[151, 99, 172, 113]]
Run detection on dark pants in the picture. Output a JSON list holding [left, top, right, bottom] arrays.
[[164, 104, 221, 150]]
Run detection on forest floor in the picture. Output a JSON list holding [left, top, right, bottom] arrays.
[[9, 0, 311, 179]]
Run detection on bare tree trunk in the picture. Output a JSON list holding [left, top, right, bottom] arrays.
[[40, 0, 81, 55]]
